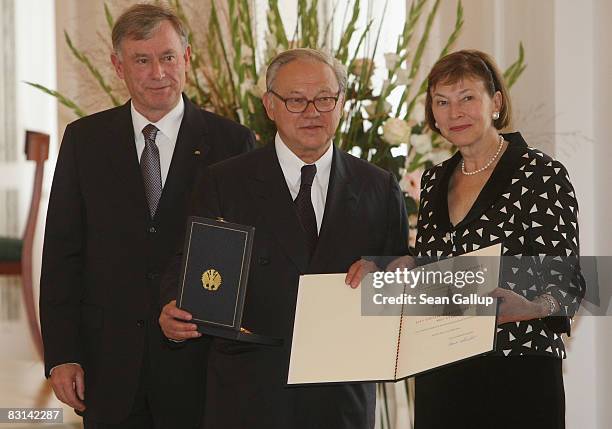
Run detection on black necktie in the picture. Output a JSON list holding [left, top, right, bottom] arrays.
[[141, 124, 162, 218], [294, 164, 318, 255]]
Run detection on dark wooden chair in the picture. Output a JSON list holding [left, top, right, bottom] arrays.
[[0, 131, 49, 360]]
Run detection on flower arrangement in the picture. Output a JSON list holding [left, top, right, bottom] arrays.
[[28, 0, 525, 247]]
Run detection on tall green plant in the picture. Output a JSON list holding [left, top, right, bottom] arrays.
[[28, 0, 525, 234], [29, 3, 526, 427]]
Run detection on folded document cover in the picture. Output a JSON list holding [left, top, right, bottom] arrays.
[[288, 244, 501, 384], [177, 216, 280, 345]]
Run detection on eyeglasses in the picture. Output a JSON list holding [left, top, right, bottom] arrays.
[[268, 90, 340, 113]]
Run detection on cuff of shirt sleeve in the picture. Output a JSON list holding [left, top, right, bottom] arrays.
[[49, 362, 82, 376]]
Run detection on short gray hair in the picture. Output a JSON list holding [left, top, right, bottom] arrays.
[[266, 48, 347, 94], [112, 3, 188, 56]]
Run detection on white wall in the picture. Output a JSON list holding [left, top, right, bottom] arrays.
[[437, 0, 557, 154], [593, 0, 612, 426], [0, 0, 57, 360], [434, 0, 608, 427], [553, 1, 598, 427]]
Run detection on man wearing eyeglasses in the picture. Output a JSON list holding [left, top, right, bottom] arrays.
[[159, 48, 408, 429]]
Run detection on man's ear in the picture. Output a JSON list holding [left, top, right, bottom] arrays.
[[183, 45, 191, 69], [111, 52, 124, 80], [262, 92, 275, 121]]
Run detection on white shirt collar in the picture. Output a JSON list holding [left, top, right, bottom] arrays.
[[274, 133, 333, 232], [131, 96, 185, 142], [274, 133, 333, 189]]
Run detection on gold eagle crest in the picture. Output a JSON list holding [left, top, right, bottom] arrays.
[[201, 269, 222, 291]]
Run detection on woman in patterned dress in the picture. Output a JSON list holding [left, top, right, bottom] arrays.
[[411, 50, 586, 429]]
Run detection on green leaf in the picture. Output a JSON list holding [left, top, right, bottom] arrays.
[[405, 0, 463, 118], [504, 42, 527, 88], [390, 0, 428, 117], [211, 1, 239, 107], [339, 19, 374, 147], [400, 0, 442, 119], [335, 0, 360, 63], [104, 2, 114, 31], [267, 0, 289, 49], [24, 82, 87, 118]]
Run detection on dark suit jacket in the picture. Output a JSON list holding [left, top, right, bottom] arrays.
[[163, 143, 409, 429], [39, 95, 254, 426]]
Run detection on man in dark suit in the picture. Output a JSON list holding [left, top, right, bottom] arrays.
[[39, 4, 253, 428], [160, 48, 409, 428]]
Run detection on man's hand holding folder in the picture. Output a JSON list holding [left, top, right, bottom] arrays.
[[160, 300, 202, 341]]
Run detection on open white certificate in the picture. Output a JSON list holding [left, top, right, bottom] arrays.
[[287, 244, 501, 385]]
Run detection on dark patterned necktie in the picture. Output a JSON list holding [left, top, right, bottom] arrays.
[[141, 124, 162, 218], [294, 164, 318, 255]]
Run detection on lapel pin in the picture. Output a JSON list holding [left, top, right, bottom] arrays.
[[194, 150, 201, 155]]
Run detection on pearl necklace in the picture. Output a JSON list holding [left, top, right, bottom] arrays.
[[461, 135, 505, 176]]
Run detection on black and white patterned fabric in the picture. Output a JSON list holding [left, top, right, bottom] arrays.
[[141, 123, 162, 218], [415, 132, 586, 359]]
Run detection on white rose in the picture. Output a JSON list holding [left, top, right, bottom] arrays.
[[384, 52, 401, 70], [412, 102, 425, 123], [364, 101, 392, 118], [364, 103, 376, 118], [395, 68, 411, 86], [382, 118, 412, 146], [381, 79, 390, 95], [410, 133, 432, 154], [350, 58, 375, 77]]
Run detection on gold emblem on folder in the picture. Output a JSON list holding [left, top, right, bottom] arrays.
[[201, 269, 222, 291]]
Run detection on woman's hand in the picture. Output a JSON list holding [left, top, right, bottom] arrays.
[[489, 288, 549, 325], [385, 255, 417, 272]]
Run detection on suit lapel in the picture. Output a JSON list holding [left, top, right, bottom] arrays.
[[309, 148, 360, 270], [247, 144, 310, 273], [156, 95, 211, 220], [106, 101, 150, 219]]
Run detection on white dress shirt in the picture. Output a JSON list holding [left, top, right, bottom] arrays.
[[275, 133, 333, 233], [131, 97, 185, 187]]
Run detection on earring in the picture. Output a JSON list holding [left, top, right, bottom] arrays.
[[435, 122, 439, 128], [492, 112, 500, 120]]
